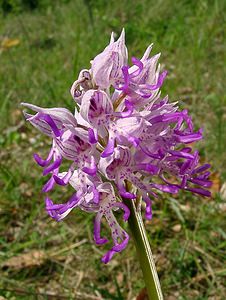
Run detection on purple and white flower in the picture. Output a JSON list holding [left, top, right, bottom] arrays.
[[22, 30, 211, 263], [91, 29, 128, 89]]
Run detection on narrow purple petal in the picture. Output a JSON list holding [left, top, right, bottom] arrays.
[[186, 187, 211, 197], [136, 163, 159, 174], [101, 233, 129, 264], [82, 165, 97, 176], [139, 145, 161, 159], [88, 128, 98, 144], [189, 178, 212, 187], [114, 100, 134, 118], [130, 57, 143, 78], [101, 251, 114, 264], [42, 176, 56, 192], [33, 150, 53, 167], [143, 70, 167, 90], [192, 164, 211, 174], [116, 65, 130, 93], [180, 160, 192, 174], [153, 183, 179, 194], [43, 156, 62, 176], [39, 114, 61, 137], [175, 130, 203, 143], [101, 137, 115, 158], [168, 150, 194, 160], [142, 193, 152, 220], [117, 181, 136, 199], [111, 202, 130, 221], [53, 169, 73, 186], [46, 202, 65, 210], [111, 233, 129, 252], [197, 172, 211, 179], [94, 214, 108, 245], [82, 156, 97, 176], [181, 147, 192, 153], [67, 191, 82, 209]]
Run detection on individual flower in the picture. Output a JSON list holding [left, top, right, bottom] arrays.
[[91, 29, 128, 89], [22, 30, 211, 263]]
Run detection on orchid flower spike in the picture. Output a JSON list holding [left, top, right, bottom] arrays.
[[21, 30, 211, 263]]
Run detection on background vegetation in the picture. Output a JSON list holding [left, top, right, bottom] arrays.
[[0, 0, 225, 299]]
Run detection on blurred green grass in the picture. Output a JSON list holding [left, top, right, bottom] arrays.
[[0, 0, 225, 299]]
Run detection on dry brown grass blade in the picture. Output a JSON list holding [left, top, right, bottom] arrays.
[[188, 242, 221, 265], [0, 287, 102, 300], [48, 238, 87, 257], [191, 268, 226, 284], [1, 250, 45, 269], [1, 239, 87, 270], [1, 38, 20, 49]]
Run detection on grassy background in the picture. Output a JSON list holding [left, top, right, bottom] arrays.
[[0, 0, 225, 299]]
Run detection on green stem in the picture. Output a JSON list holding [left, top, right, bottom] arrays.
[[123, 198, 163, 300]]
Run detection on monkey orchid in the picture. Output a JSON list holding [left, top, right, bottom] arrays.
[[22, 29, 211, 300]]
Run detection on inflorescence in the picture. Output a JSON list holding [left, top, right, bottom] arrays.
[[22, 30, 211, 263]]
